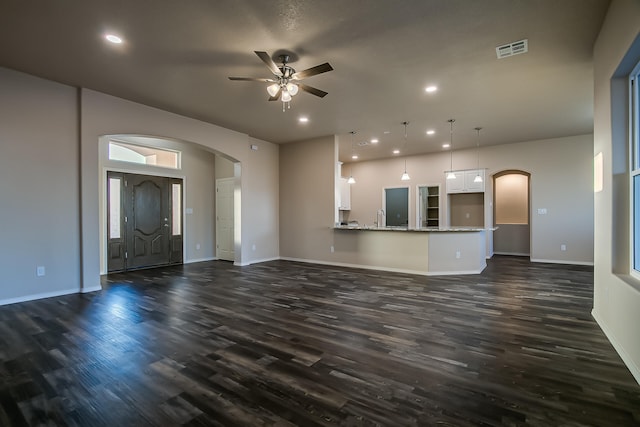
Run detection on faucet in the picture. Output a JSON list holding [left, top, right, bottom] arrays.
[[375, 209, 385, 227]]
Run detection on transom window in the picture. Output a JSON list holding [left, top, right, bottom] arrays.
[[108, 140, 180, 169]]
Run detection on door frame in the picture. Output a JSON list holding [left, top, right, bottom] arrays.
[[215, 177, 235, 261], [102, 167, 186, 273], [492, 169, 531, 257]]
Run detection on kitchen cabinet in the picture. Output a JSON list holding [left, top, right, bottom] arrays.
[[419, 185, 440, 227], [446, 169, 485, 193], [339, 177, 351, 210]]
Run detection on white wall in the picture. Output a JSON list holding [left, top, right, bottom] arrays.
[[0, 66, 280, 303], [81, 89, 280, 288], [0, 67, 81, 304], [592, 0, 640, 384], [347, 135, 594, 265], [279, 133, 593, 269]]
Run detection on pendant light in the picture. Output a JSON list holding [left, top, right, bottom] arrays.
[[446, 119, 456, 179], [473, 127, 483, 183], [400, 121, 410, 181], [347, 131, 356, 184]]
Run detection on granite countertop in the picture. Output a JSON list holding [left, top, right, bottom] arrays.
[[333, 225, 494, 232]]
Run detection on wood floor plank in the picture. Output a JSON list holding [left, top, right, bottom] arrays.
[[0, 256, 639, 425]]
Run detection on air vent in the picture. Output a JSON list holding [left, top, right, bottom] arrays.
[[357, 141, 369, 147], [496, 39, 528, 59]]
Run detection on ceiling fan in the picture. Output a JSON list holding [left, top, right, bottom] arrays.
[[228, 51, 333, 109]]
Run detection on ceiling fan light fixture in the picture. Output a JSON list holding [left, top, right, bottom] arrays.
[[286, 82, 299, 96], [267, 83, 280, 97], [281, 91, 292, 102]]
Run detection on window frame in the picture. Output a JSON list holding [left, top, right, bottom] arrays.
[[630, 60, 640, 279]]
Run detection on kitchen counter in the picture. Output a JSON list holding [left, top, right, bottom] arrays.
[[334, 225, 492, 232], [331, 226, 491, 275]]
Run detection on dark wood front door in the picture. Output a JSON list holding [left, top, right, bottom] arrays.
[[107, 172, 183, 272]]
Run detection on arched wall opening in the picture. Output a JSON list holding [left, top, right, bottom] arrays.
[[492, 170, 531, 257], [98, 134, 242, 274]]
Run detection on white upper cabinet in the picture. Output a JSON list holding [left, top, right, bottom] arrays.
[[446, 169, 485, 193], [339, 177, 351, 210]]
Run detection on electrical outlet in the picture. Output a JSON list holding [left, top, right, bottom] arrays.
[[330, 245, 335, 253], [196, 243, 201, 250], [36, 266, 45, 276], [561, 244, 567, 251], [252, 244, 256, 251], [455, 251, 461, 259]]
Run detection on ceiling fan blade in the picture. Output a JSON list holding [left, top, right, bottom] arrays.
[[291, 63, 333, 80], [255, 51, 282, 76], [228, 77, 274, 82], [298, 83, 328, 98], [268, 87, 282, 101]]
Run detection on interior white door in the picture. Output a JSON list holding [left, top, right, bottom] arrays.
[[216, 178, 235, 261]]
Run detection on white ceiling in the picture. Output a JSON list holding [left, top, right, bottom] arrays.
[[0, 0, 610, 162]]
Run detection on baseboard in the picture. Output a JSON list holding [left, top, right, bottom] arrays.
[[592, 309, 640, 385], [494, 251, 530, 256], [530, 258, 594, 266], [184, 257, 217, 264], [278, 257, 488, 276], [0, 287, 82, 306], [81, 285, 103, 294], [235, 256, 280, 267]]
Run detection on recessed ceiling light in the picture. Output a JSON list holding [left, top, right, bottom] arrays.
[[370, 138, 378, 144], [392, 149, 400, 154], [383, 131, 391, 134], [352, 154, 359, 159], [298, 116, 309, 123], [442, 143, 450, 148], [425, 85, 438, 93], [105, 34, 123, 44], [426, 130, 435, 135]]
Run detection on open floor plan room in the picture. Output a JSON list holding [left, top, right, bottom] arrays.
[[0, 256, 638, 426]]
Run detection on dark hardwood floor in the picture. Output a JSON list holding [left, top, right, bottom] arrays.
[[1, 256, 639, 426]]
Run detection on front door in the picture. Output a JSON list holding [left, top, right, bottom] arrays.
[[107, 172, 183, 272]]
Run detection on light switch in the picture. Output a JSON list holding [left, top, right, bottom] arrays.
[[186, 208, 193, 214], [537, 208, 547, 215]]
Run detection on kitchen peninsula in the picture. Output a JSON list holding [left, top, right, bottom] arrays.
[[332, 226, 490, 275]]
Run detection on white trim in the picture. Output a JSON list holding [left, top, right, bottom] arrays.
[[530, 258, 594, 266], [0, 287, 84, 306], [236, 256, 280, 266], [281, 256, 429, 275], [592, 309, 640, 386], [185, 256, 217, 264], [279, 257, 486, 276], [81, 285, 103, 294], [494, 251, 530, 256]]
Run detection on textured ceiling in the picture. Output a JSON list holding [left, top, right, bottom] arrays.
[[0, 0, 610, 162]]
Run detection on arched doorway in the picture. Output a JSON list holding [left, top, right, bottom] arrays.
[[493, 170, 531, 256], [99, 134, 241, 273]]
